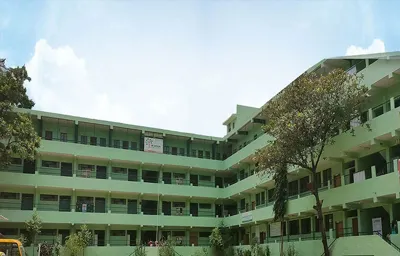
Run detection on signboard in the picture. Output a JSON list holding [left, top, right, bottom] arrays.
[[372, 217, 382, 235], [144, 137, 163, 153], [353, 171, 365, 183], [269, 222, 281, 237], [241, 212, 253, 223]]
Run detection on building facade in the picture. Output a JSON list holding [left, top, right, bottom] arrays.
[[1, 52, 400, 255]]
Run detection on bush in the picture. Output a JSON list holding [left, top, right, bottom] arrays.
[[286, 243, 299, 256], [158, 238, 175, 256], [192, 248, 209, 256], [250, 238, 270, 256], [64, 225, 92, 256], [133, 243, 147, 256]]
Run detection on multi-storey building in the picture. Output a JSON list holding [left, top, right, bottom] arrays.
[[2, 52, 400, 255]]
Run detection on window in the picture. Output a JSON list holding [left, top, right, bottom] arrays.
[[205, 151, 210, 159], [60, 132, 68, 142], [42, 160, 59, 168], [191, 150, 197, 157], [80, 135, 88, 144], [232, 122, 235, 129], [199, 175, 211, 181], [41, 229, 57, 236], [289, 220, 299, 235], [268, 188, 275, 202], [45, 130, 53, 140], [114, 140, 120, 148], [112, 167, 127, 174], [395, 96, 400, 108], [256, 193, 261, 206], [299, 176, 309, 193], [240, 199, 245, 210], [301, 218, 311, 234], [90, 137, 97, 146], [172, 202, 185, 208], [164, 146, 170, 154], [254, 134, 258, 140], [288, 180, 298, 197], [131, 141, 138, 150], [179, 148, 185, 156], [100, 138, 107, 147], [360, 111, 368, 123], [199, 232, 211, 238], [0, 192, 19, 200], [198, 150, 203, 158], [315, 172, 322, 188], [172, 231, 185, 237], [373, 105, 384, 118], [122, 141, 129, 149], [261, 191, 265, 204], [111, 230, 125, 236], [322, 168, 332, 187], [324, 214, 333, 230], [111, 198, 126, 205], [199, 203, 211, 209], [40, 194, 58, 201], [239, 170, 245, 180], [11, 158, 22, 165]]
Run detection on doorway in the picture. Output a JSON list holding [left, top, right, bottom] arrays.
[[23, 160, 35, 174], [335, 221, 344, 238], [61, 162, 72, 177], [21, 194, 34, 210], [352, 218, 359, 236], [96, 166, 107, 179]]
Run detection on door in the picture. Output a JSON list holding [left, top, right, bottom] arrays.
[[61, 162, 73, 177], [252, 201, 256, 210], [58, 230, 69, 245], [128, 169, 138, 181], [352, 218, 359, 236], [23, 160, 35, 174], [334, 175, 341, 187], [95, 198, 106, 213], [163, 172, 172, 184], [59, 196, 71, 212], [190, 175, 198, 186], [215, 204, 222, 217], [21, 194, 34, 210], [127, 200, 137, 214], [162, 201, 171, 216], [215, 177, 223, 188], [190, 203, 198, 217], [96, 166, 107, 179], [335, 221, 344, 238], [189, 232, 198, 246], [171, 147, 178, 155], [95, 230, 105, 246]]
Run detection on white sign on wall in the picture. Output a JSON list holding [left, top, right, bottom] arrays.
[[144, 137, 163, 153], [353, 171, 366, 183], [241, 212, 253, 223], [372, 217, 382, 235], [269, 222, 281, 237]]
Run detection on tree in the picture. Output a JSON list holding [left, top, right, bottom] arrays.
[[272, 163, 288, 256], [256, 69, 369, 256], [64, 225, 92, 256], [25, 210, 42, 246], [0, 58, 40, 168]]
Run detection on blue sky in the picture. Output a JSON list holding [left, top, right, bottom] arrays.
[[0, 0, 398, 136]]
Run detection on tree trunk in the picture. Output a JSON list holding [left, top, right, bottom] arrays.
[[314, 190, 330, 256]]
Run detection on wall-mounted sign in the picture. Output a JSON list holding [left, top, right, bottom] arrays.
[[269, 222, 281, 237], [241, 212, 253, 223], [144, 137, 163, 154]]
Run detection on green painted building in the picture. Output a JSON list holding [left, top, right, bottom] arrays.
[[2, 52, 400, 255]]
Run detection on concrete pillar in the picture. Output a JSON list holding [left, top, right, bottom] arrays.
[[390, 97, 395, 110], [73, 157, 78, 176], [368, 108, 373, 121], [107, 161, 112, 180], [106, 225, 110, 246], [371, 166, 377, 178], [35, 155, 41, 174], [139, 164, 143, 182], [357, 209, 362, 235], [107, 192, 111, 213], [71, 189, 76, 212], [136, 228, 141, 245], [34, 188, 40, 210]]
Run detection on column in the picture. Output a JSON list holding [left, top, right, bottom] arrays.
[[73, 156, 78, 177], [371, 166, 377, 178], [107, 161, 112, 180], [107, 191, 111, 213], [34, 188, 39, 211], [139, 164, 143, 182], [185, 230, 190, 246], [74, 121, 78, 143], [108, 126, 113, 147], [390, 97, 395, 110], [71, 189, 76, 212], [136, 228, 141, 245], [368, 108, 373, 121], [35, 155, 41, 174], [106, 225, 110, 246], [357, 209, 362, 235]]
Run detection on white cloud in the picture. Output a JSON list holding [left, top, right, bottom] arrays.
[[345, 39, 385, 56]]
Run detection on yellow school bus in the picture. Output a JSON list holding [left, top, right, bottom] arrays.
[[0, 239, 25, 256]]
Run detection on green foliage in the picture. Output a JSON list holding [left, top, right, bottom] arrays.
[[25, 211, 42, 245], [191, 248, 209, 256], [18, 233, 27, 246], [285, 244, 299, 256], [132, 243, 147, 256], [64, 225, 92, 256], [250, 238, 270, 256], [209, 227, 223, 256], [256, 69, 368, 256], [0, 59, 40, 169], [272, 163, 288, 222], [158, 238, 175, 256], [38, 242, 53, 256], [235, 248, 251, 256]]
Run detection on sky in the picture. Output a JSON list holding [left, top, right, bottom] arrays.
[[0, 0, 398, 137]]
